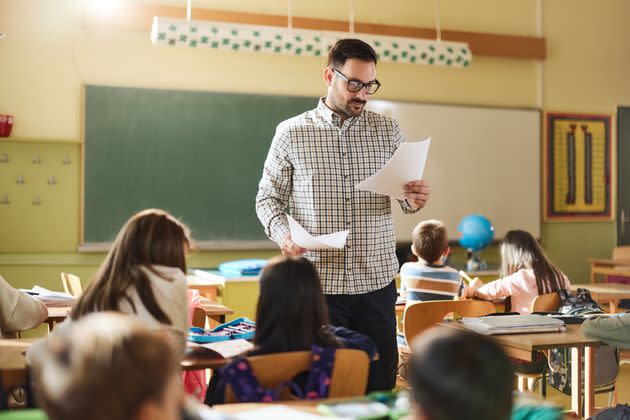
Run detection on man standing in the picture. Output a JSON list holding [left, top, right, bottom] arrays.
[[255, 39, 430, 391]]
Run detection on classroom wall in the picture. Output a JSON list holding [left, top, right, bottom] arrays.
[[1, 0, 628, 288]]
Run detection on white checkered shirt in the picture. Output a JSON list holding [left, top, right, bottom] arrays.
[[256, 99, 419, 295]]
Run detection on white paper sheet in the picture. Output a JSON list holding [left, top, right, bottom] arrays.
[[287, 215, 349, 250], [355, 138, 431, 200], [233, 406, 338, 420]]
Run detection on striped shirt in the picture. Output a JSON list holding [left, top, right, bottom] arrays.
[[400, 261, 462, 307], [256, 99, 418, 295]]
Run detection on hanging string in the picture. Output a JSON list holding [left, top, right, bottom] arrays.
[[434, 0, 442, 41], [287, 0, 293, 30], [186, 0, 191, 21], [349, 0, 355, 33]]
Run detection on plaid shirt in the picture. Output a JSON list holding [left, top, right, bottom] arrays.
[[256, 99, 418, 295]]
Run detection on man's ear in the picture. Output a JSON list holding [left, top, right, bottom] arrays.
[[323, 67, 334, 87]]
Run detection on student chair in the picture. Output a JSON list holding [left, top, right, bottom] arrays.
[[403, 300, 496, 345], [0, 339, 31, 409], [60, 273, 83, 297], [223, 349, 370, 403], [516, 292, 562, 394], [191, 307, 206, 329]]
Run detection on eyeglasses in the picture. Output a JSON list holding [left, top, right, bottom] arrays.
[[332, 68, 381, 95]]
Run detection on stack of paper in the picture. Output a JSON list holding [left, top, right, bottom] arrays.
[[461, 314, 566, 335], [21, 285, 76, 307]]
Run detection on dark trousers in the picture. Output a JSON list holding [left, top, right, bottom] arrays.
[[325, 280, 398, 392]]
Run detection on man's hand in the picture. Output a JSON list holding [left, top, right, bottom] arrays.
[[280, 234, 307, 257], [403, 180, 430, 210]]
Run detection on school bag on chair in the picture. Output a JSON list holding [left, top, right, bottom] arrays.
[[221, 345, 336, 403], [182, 289, 207, 401], [547, 289, 620, 401]]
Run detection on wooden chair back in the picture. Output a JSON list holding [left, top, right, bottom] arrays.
[[531, 292, 561, 312], [0, 339, 31, 409], [403, 300, 496, 344], [191, 307, 206, 328], [60, 272, 83, 297], [224, 349, 369, 403]]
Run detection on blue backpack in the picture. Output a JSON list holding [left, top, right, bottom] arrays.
[[221, 345, 336, 403]]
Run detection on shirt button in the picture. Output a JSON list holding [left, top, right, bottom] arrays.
[[346, 221, 351, 225], [345, 197, 350, 202], [343, 174, 349, 179], [347, 268, 352, 272], [346, 245, 351, 249]]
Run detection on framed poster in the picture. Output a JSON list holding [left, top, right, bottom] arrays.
[[544, 112, 612, 221]]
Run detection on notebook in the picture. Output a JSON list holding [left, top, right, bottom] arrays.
[[461, 314, 566, 335]]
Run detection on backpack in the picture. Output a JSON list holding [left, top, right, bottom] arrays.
[[548, 288, 619, 395], [221, 345, 336, 403], [589, 404, 630, 420]]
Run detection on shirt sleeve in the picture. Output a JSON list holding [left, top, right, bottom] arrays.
[[329, 325, 378, 360], [0, 275, 47, 334], [476, 272, 522, 300], [255, 123, 293, 244], [581, 314, 630, 348], [391, 120, 420, 215]]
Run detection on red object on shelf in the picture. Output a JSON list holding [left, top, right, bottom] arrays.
[[0, 115, 13, 137]]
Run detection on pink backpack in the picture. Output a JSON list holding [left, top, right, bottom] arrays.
[[182, 289, 207, 401]]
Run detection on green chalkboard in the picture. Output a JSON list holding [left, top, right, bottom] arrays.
[[84, 85, 316, 246]]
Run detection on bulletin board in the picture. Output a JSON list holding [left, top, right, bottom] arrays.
[[544, 112, 612, 221]]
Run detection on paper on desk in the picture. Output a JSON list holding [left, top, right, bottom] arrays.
[[233, 406, 338, 420], [287, 215, 349, 250], [355, 138, 431, 200]]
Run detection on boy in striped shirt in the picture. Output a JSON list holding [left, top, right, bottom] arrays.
[[400, 220, 462, 310]]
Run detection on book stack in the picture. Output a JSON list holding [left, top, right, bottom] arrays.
[[461, 314, 566, 335]]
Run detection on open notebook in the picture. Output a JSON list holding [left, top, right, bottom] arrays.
[[461, 314, 566, 335]]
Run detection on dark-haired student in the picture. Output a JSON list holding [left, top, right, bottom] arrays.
[[408, 327, 514, 420], [28, 208, 192, 358], [204, 256, 377, 405], [256, 37, 430, 392]]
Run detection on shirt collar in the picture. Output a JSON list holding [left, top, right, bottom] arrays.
[[317, 97, 359, 128]]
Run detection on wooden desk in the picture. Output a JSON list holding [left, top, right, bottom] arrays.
[[45, 306, 71, 330], [589, 258, 630, 284], [181, 345, 229, 371], [571, 282, 630, 313], [198, 299, 234, 324], [441, 322, 600, 418]]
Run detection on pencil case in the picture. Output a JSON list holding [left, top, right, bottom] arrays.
[[188, 317, 256, 343]]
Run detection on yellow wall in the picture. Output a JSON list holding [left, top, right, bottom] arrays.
[[1, 0, 629, 288]]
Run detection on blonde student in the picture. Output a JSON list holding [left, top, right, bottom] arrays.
[[69, 208, 191, 353], [29, 312, 186, 420], [465, 229, 570, 314], [400, 220, 462, 310]]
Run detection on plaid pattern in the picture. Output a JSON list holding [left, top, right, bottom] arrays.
[[256, 99, 418, 295]]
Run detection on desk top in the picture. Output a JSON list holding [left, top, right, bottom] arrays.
[[440, 322, 600, 361], [589, 258, 630, 267], [571, 282, 630, 295], [0, 339, 34, 369]]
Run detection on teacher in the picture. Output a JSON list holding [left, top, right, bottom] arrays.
[[255, 39, 430, 391]]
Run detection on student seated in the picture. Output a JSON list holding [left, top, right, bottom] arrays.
[[204, 256, 377, 405], [465, 229, 570, 314], [54, 209, 191, 354], [28, 312, 185, 420], [0, 275, 47, 338], [408, 327, 514, 420], [400, 219, 462, 310]]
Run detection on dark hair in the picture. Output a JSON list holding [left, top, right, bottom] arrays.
[[30, 313, 180, 420], [327, 39, 378, 68], [253, 256, 340, 355], [408, 328, 513, 420], [500, 229, 566, 295], [72, 209, 191, 324], [412, 220, 449, 263]]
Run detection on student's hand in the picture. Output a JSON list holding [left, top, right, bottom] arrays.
[[469, 277, 483, 290], [280, 234, 307, 257], [403, 180, 430, 209]]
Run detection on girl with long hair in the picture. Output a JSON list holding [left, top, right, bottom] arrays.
[[70, 208, 191, 352], [466, 229, 570, 314], [205, 256, 376, 405]]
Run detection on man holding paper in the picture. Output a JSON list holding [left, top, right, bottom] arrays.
[[255, 39, 430, 392]]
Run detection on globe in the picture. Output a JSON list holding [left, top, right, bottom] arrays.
[[457, 214, 495, 252]]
